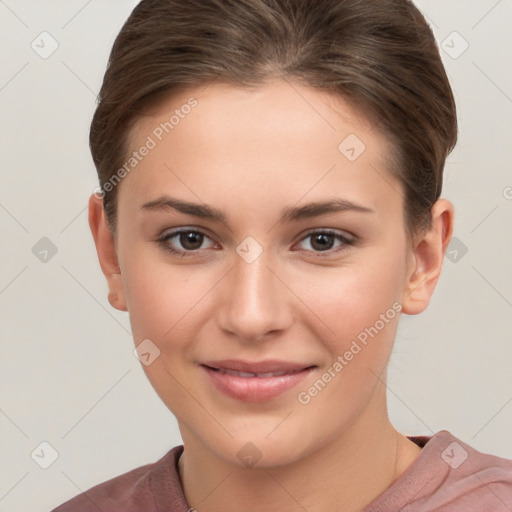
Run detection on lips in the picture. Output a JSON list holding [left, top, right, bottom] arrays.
[[202, 359, 312, 373], [214, 368, 302, 378], [201, 359, 315, 402]]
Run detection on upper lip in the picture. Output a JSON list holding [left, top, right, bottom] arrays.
[[201, 359, 314, 374]]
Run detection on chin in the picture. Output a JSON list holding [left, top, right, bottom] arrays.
[[198, 423, 326, 471]]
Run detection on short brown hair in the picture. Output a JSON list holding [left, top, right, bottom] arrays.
[[90, 0, 457, 236]]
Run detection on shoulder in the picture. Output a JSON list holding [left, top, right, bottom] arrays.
[[50, 445, 184, 512], [366, 430, 512, 512], [410, 430, 512, 511], [435, 431, 512, 509]]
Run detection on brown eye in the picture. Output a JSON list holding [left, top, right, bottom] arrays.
[[179, 231, 205, 250], [310, 233, 335, 251], [158, 229, 215, 257], [296, 230, 355, 256]]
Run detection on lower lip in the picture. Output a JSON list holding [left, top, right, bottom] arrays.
[[201, 365, 314, 402]]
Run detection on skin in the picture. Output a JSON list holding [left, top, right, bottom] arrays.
[[89, 80, 454, 512]]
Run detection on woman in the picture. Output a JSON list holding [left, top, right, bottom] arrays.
[[53, 0, 512, 510]]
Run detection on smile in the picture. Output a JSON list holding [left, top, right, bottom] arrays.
[[200, 360, 316, 402], [214, 368, 304, 378]]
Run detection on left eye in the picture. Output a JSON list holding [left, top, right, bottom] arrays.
[[297, 230, 353, 253]]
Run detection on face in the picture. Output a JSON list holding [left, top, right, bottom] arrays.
[[109, 80, 419, 467]]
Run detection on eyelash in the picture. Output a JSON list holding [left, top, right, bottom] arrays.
[[157, 228, 356, 259]]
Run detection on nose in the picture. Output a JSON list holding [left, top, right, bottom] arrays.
[[215, 248, 295, 343]]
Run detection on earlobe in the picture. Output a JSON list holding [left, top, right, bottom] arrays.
[[88, 194, 128, 312], [401, 199, 454, 315]]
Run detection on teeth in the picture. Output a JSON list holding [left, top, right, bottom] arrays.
[[258, 371, 287, 377], [218, 368, 294, 378], [237, 371, 257, 378]]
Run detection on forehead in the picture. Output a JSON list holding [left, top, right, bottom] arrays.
[[120, 80, 401, 219], [131, 80, 382, 153]]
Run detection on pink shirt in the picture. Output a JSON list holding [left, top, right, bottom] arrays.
[[51, 430, 512, 511]]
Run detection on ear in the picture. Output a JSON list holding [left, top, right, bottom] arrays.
[[401, 199, 454, 315], [88, 194, 127, 312]]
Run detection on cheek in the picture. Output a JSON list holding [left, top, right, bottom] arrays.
[[292, 263, 403, 424], [293, 254, 405, 347], [120, 244, 216, 346]]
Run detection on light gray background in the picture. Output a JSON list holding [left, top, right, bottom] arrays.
[[0, 1, 511, 511]]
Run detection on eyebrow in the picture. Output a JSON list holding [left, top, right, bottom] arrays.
[[141, 196, 374, 224]]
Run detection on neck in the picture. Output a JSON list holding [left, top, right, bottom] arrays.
[[178, 383, 422, 512]]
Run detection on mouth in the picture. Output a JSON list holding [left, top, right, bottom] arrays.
[[200, 360, 316, 402], [208, 367, 305, 378]]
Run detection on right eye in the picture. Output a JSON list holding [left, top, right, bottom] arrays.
[[157, 228, 217, 257]]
